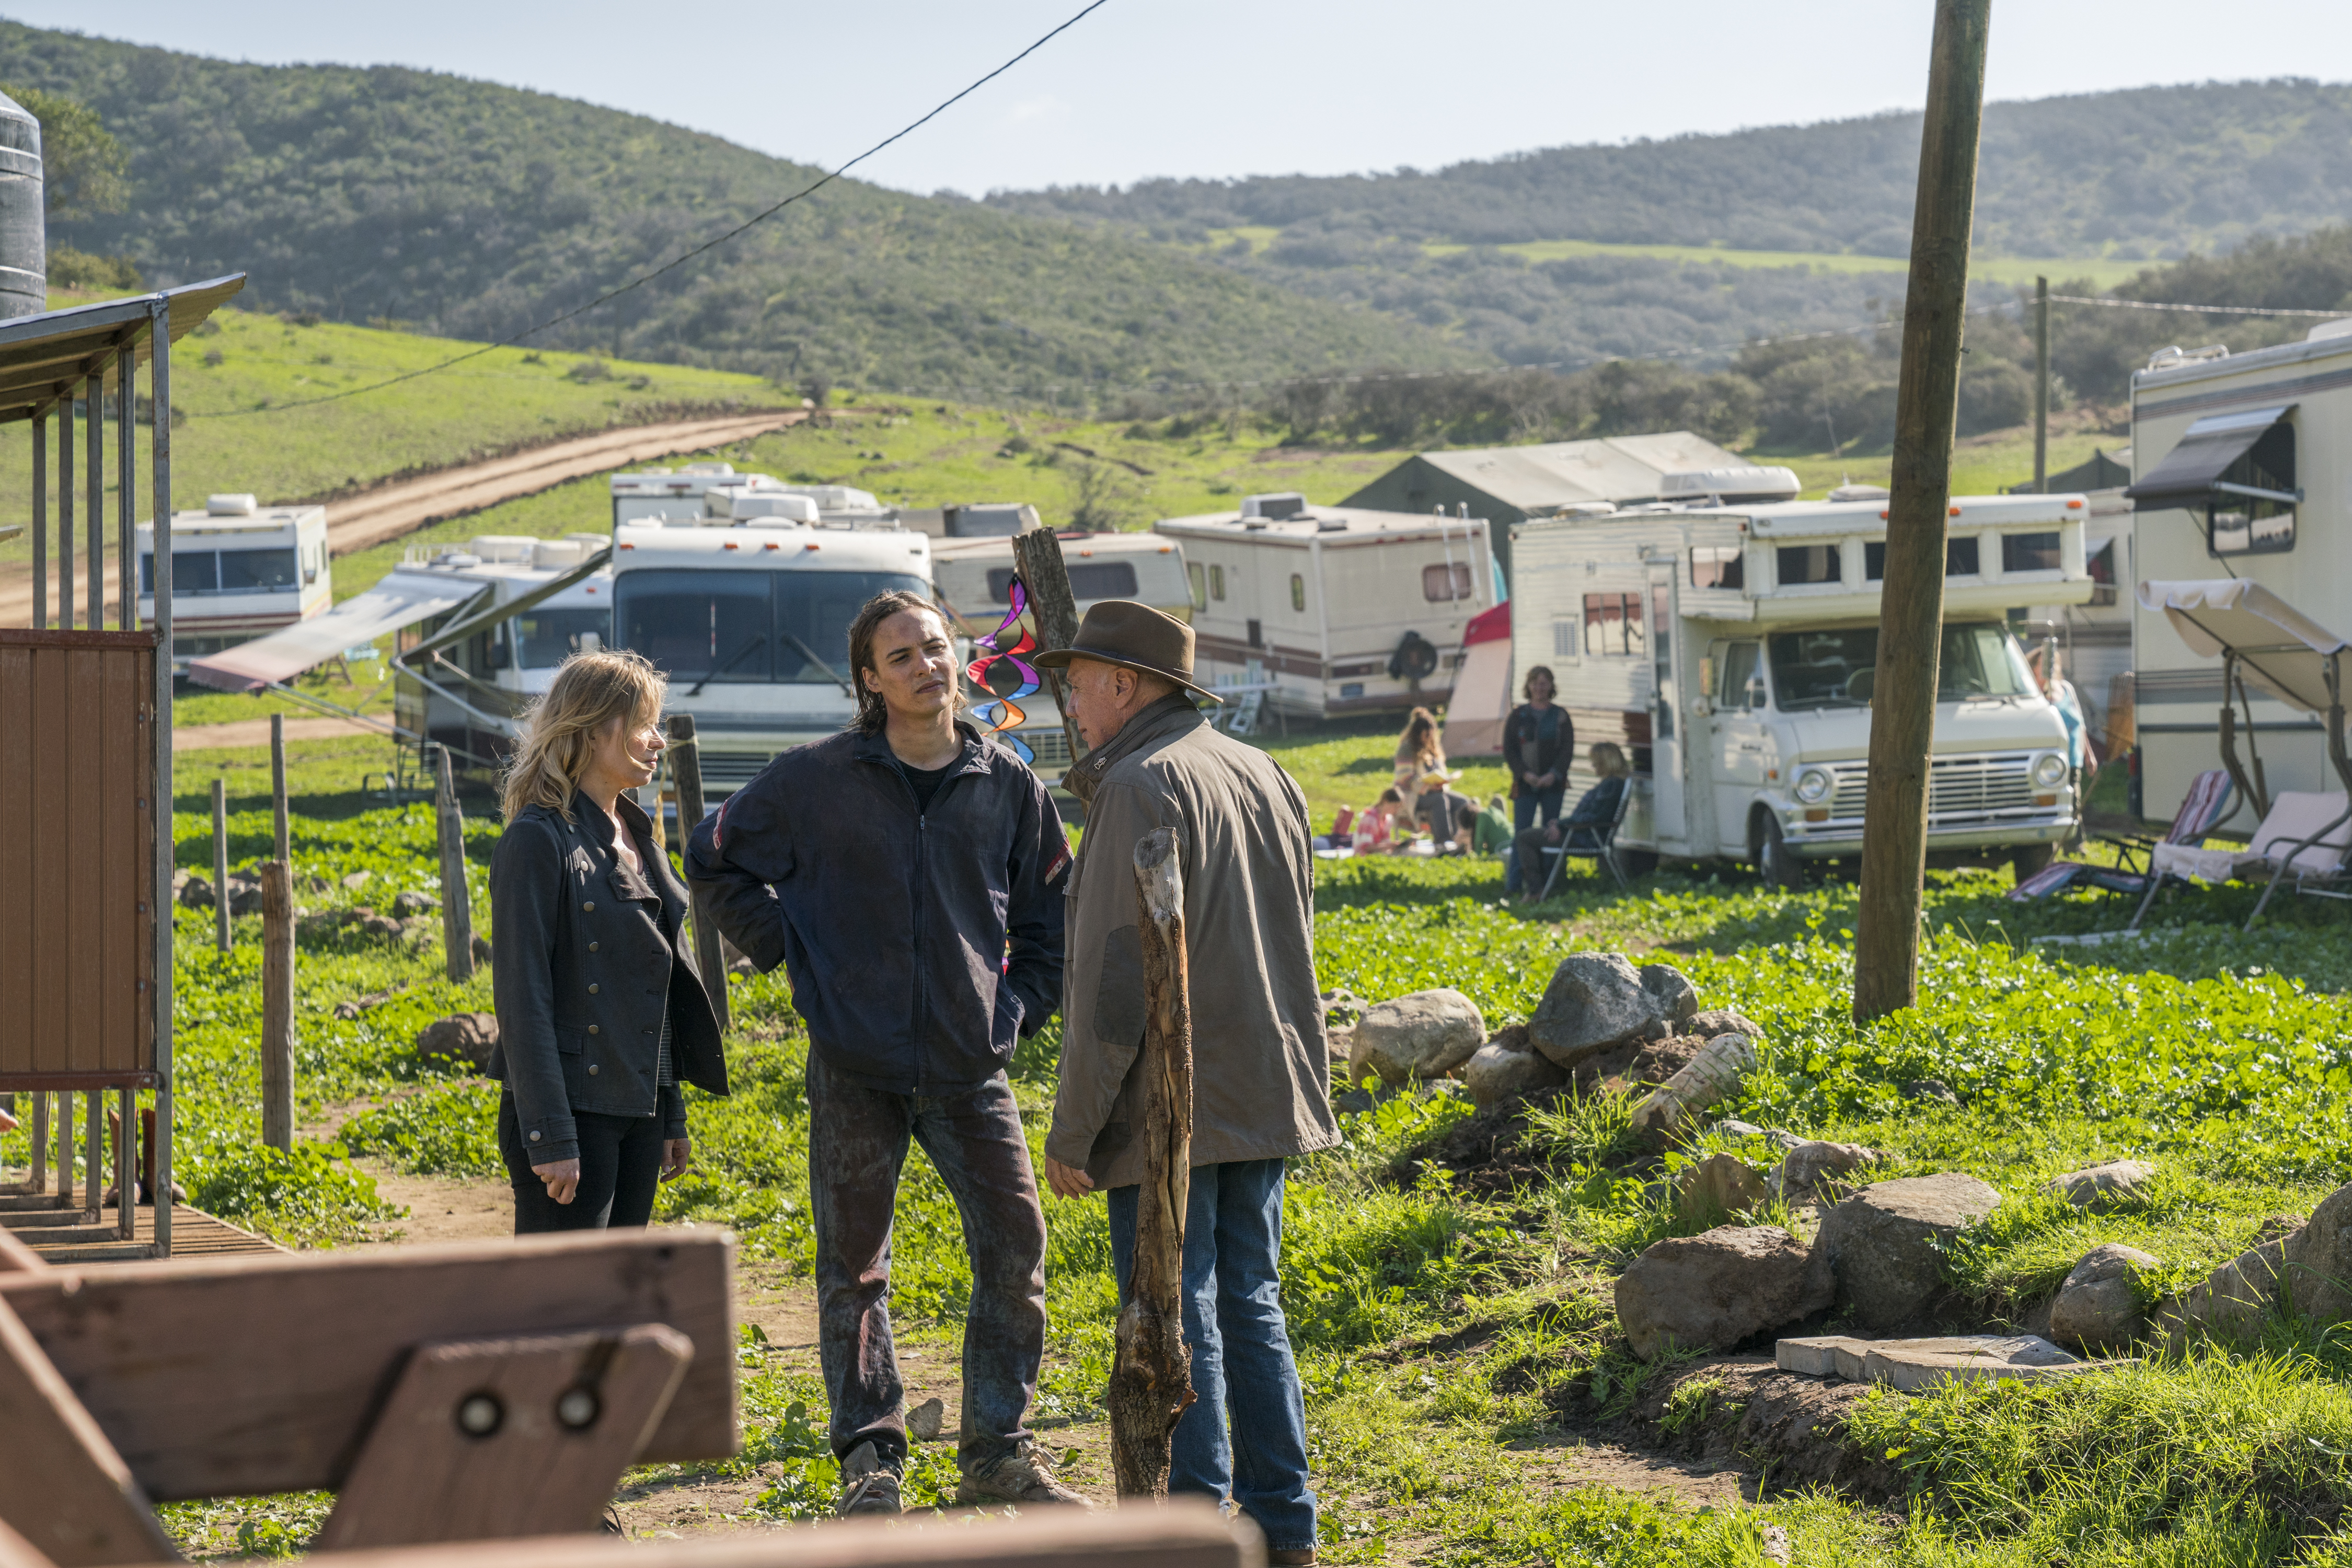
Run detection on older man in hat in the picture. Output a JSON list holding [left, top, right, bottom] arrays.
[[1037, 600, 1339, 1566]]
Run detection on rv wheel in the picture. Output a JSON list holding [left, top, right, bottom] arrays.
[[1755, 814, 1805, 892]]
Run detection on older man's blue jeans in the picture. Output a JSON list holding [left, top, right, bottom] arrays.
[[1109, 1158, 1317, 1553]]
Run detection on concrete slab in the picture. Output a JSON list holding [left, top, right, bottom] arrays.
[[1774, 1334, 1869, 1377], [1859, 1334, 2084, 1391]]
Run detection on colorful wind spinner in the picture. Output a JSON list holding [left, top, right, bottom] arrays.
[[966, 575, 1041, 763]]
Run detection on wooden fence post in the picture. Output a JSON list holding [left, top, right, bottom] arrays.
[[211, 777, 230, 953], [1853, 0, 1993, 1023], [260, 859, 294, 1150], [1010, 529, 1089, 774], [270, 713, 289, 863], [665, 715, 729, 1031], [1110, 826, 1195, 1497], [436, 747, 476, 984]]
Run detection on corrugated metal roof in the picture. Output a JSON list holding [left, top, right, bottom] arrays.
[[0, 275, 245, 421], [1415, 431, 1748, 511]]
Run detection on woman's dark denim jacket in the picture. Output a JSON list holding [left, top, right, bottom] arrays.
[[488, 789, 729, 1164]]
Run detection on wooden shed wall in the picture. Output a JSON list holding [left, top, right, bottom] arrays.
[[0, 629, 157, 1085]]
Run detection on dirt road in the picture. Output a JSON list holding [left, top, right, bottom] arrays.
[[0, 408, 805, 627], [174, 714, 389, 751]]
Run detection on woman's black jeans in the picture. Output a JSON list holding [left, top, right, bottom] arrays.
[[498, 1093, 663, 1232]]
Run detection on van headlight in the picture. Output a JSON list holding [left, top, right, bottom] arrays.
[[2031, 752, 2068, 788], [1793, 767, 1833, 804]]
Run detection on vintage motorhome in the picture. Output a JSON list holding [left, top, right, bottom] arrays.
[[609, 463, 761, 527], [2125, 321, 2352, 823], [1510, 494, 2095, 883], [1153, 494, 1495, 719], [136, 496, 330, 671]]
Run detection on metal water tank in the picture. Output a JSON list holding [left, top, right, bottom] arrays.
[[0, 91, 43, 319]]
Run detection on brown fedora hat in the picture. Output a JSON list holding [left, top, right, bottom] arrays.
[[1034, 599, 1224, 704]]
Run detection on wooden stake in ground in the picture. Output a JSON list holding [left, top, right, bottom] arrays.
[[269, 714, 289, 863], [435, 747, 476, 984], [210, 777, 229, 954], [1109, 826, 1196, 1498], [665, 714, 728, 1031], [1009, 529, 1089, 773], [1853, 0, 1993, 1023], [260, 859, 294, 1151]]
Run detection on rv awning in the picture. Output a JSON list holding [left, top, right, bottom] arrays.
[[187, 571, 490, 692], [2125, 406, 2291, 511], [2137, 578, 2351, 712]]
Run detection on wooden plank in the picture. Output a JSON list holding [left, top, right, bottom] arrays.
[[314, 1324, 691, 1550], [0, 1202, 275, 1264], [0, 1230, 735, 1501], [0, 1513, 59, 1568], [261, 861, 294, 1149], [0, 1292, 175, 1566], [0, 1223, 48, 1274], [308, 1501, 1256, 1568], [0, 645, 30, 1077]]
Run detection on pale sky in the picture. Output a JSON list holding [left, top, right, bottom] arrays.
[[8, 1, 2347, 197]]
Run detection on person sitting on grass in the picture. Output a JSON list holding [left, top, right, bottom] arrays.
[[1413, 768, 1478, 855], [1473, 793, 1514, 858], [1352, 787, 1409, 855], [1512, 743, 1632, 902]]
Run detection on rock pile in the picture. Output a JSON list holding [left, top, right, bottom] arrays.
[[1615, 1225, 1831, 1361], [1348, 989, 1484, 1085], [414, 1012, 499, 1073], [1455, 954, 1756, 1113]]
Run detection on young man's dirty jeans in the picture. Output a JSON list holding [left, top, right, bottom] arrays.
[[807, 1054, 1047, 1474], [1109, 1158, 1317, 1553]]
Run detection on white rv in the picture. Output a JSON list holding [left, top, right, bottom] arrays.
[[2125, 321, 2352, 823], [932, 528, 1193, 785], [1511, 494, 2094, 884], [136, 495, 330, 671], [1153, 494, 1495, 718], [610, 463, 761, 528]]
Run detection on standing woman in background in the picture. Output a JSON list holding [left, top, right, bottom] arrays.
[[488, 650, 729, 1231], [1393, 706, 1447, 794], [1502, 666, 1572, 896]]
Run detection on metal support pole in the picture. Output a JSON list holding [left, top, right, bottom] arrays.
[[150, 298, 176, 1260], [56, 1091, 72, 1210], [117, 1086, 133, 1238], [2033, 275, 2050, 494], [666, 714, 728, 1030], [118, 344, 136, 633], [29, 1091, 45, 1193], [436, 746, 475, 983], [56, 389, 72, 630], [213, 777, 231, 952], [30, 412, 43, 629], [86, 370, 101, 629], [83, 1089, 101, 1223]]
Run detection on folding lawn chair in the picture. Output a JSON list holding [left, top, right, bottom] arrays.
[[2127, 789, 2352, 932], [1536, 779, 1636, 900], [2009, 769, 2236, 906]]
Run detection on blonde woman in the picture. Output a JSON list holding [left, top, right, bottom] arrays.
[[488, 649, 729, 1232], [1512, 743, 1634, 902], [1392, 706, 1446, 793]]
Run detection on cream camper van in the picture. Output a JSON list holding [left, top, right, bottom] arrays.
[[136, 496, 330, 672], [1154, 493, 1494, 718], [1512, 494, 2094, 884]]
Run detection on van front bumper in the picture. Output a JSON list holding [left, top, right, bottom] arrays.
[[1780, 812, 2073, 858]]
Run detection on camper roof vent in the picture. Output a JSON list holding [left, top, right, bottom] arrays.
[[1316, 516, 1349, 532], [2308, 318, 2352, 343], [1240, 491, 1307, 521], [206, 493, 259, 516], [1828, 483, 1891, 503], [729, 494, 822, 524], [1660, 466, 1802, 503], [678, 462, 736, 476], [2146, 344, 2229, 373]]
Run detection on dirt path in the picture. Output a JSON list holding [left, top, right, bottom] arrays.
[[0, 409, 806, 626], [175, 714, 390, 751]]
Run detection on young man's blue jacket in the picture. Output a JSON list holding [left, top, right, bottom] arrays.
[[684, 721, 1069, 1096]]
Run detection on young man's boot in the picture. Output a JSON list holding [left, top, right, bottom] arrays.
[[955, 1439, 1092, 1507], [838, 1440, 903, 1516]]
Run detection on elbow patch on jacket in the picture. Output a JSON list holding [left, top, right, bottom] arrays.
[[1093, 924, 1147, 1047]]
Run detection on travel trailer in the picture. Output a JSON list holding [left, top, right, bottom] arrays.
[[2125, 321, 2352, 824], [932, 528, 1193, 785], [1511, 494, 2095, 884], [613, 465, 901, 531], [136, 496, 330, 672], [1154, 494, 1495, 718], [609, 463, 762, 527]]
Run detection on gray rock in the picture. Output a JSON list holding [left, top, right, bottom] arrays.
[[1901, 1078, 1962, 1106], [177, 873, 216, 910], [392, 890, 441, 917], [1615, 1225, 1833, 1361], [223, 875, 264, 916], [1528, 953, 1667, 1068], [1687, 1008, 1763, 1040], [1679, 1152, 1770, 1221], [2164, 1183, 2352, 1347], [1817, 1173, 2002, 1329], [1714, 1120, 1766, 1139], [470, 933, 494, 967], [1353, 989, 1486, 1084], [2041, 1159, 2157, 1212], [414, 1012, 499, 1073], [2049, 1243, 2159, 1352], [1629, 1034, 1757, 1137], [1776, 1141, 1885, 1200], [1638, 963, 1699, 1023], [907, 1396, 946, 1442], [342, 870, 373, 891], [1462, 1042, 1569, 1108], [2287, 1183, 2352, 1327]]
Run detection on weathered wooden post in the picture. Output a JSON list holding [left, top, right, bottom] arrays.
[[211, 776, 230, 953], [270, 713, 289, 862], [1110, 826, 1196, 1497], [260, 858, 295, 1151], [436, 746, 476, 984], [1010, 528, 1089, 774], [1854, 0, 1993, 1023], [665, 714, 729, 1030]]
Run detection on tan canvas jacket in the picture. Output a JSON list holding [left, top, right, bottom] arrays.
[[1047, 694, 1341, 1189]]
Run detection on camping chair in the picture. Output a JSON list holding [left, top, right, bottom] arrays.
[[2009, 769, 2235, 905], [1536, 779, 1636, 900], [2126, 789, 2352, 932]]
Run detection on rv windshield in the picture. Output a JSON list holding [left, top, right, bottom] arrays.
[[513, 608, 613, 669], [1766, 624, 2032, 710], [615, 570, 927, 686]]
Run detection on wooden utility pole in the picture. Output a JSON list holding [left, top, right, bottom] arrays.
[[260, 858, 295, 1150], [1854, 0, 1993, 1023], [666, 714, 728, 1030], [211, 777, 231, 953], [2033, 275, 2050, 492], [270, 713, 289, 862], [435, 747, 476, 983], [1010, 528, 1089, 773], [1109, 827, 1196, 1497]]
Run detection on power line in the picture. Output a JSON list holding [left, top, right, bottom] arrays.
[[194, 0, 1115, 420], [2048, 293, 2347, 319]]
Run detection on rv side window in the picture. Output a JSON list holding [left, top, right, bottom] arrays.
[[1290, 573, 1306, 612], [1582, 592, 1644, 659], [1775, 545, 1840, 585], [1188, 562, 1207, 612], [1422, 562, 1472, 602], [1862, 538, 1978, 580], [987, 562, 1137, 603], [1690, 545, 1744, 590], [1719, 642, 1761, 707], [2207, 418, 2296, 557], [1209, 564, 1225, 602], [2086, 540, 2117, 605], [2000, 533, 2062, 573]]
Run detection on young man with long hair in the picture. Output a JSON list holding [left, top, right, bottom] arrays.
[[685, 590, 1079, 1516]]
